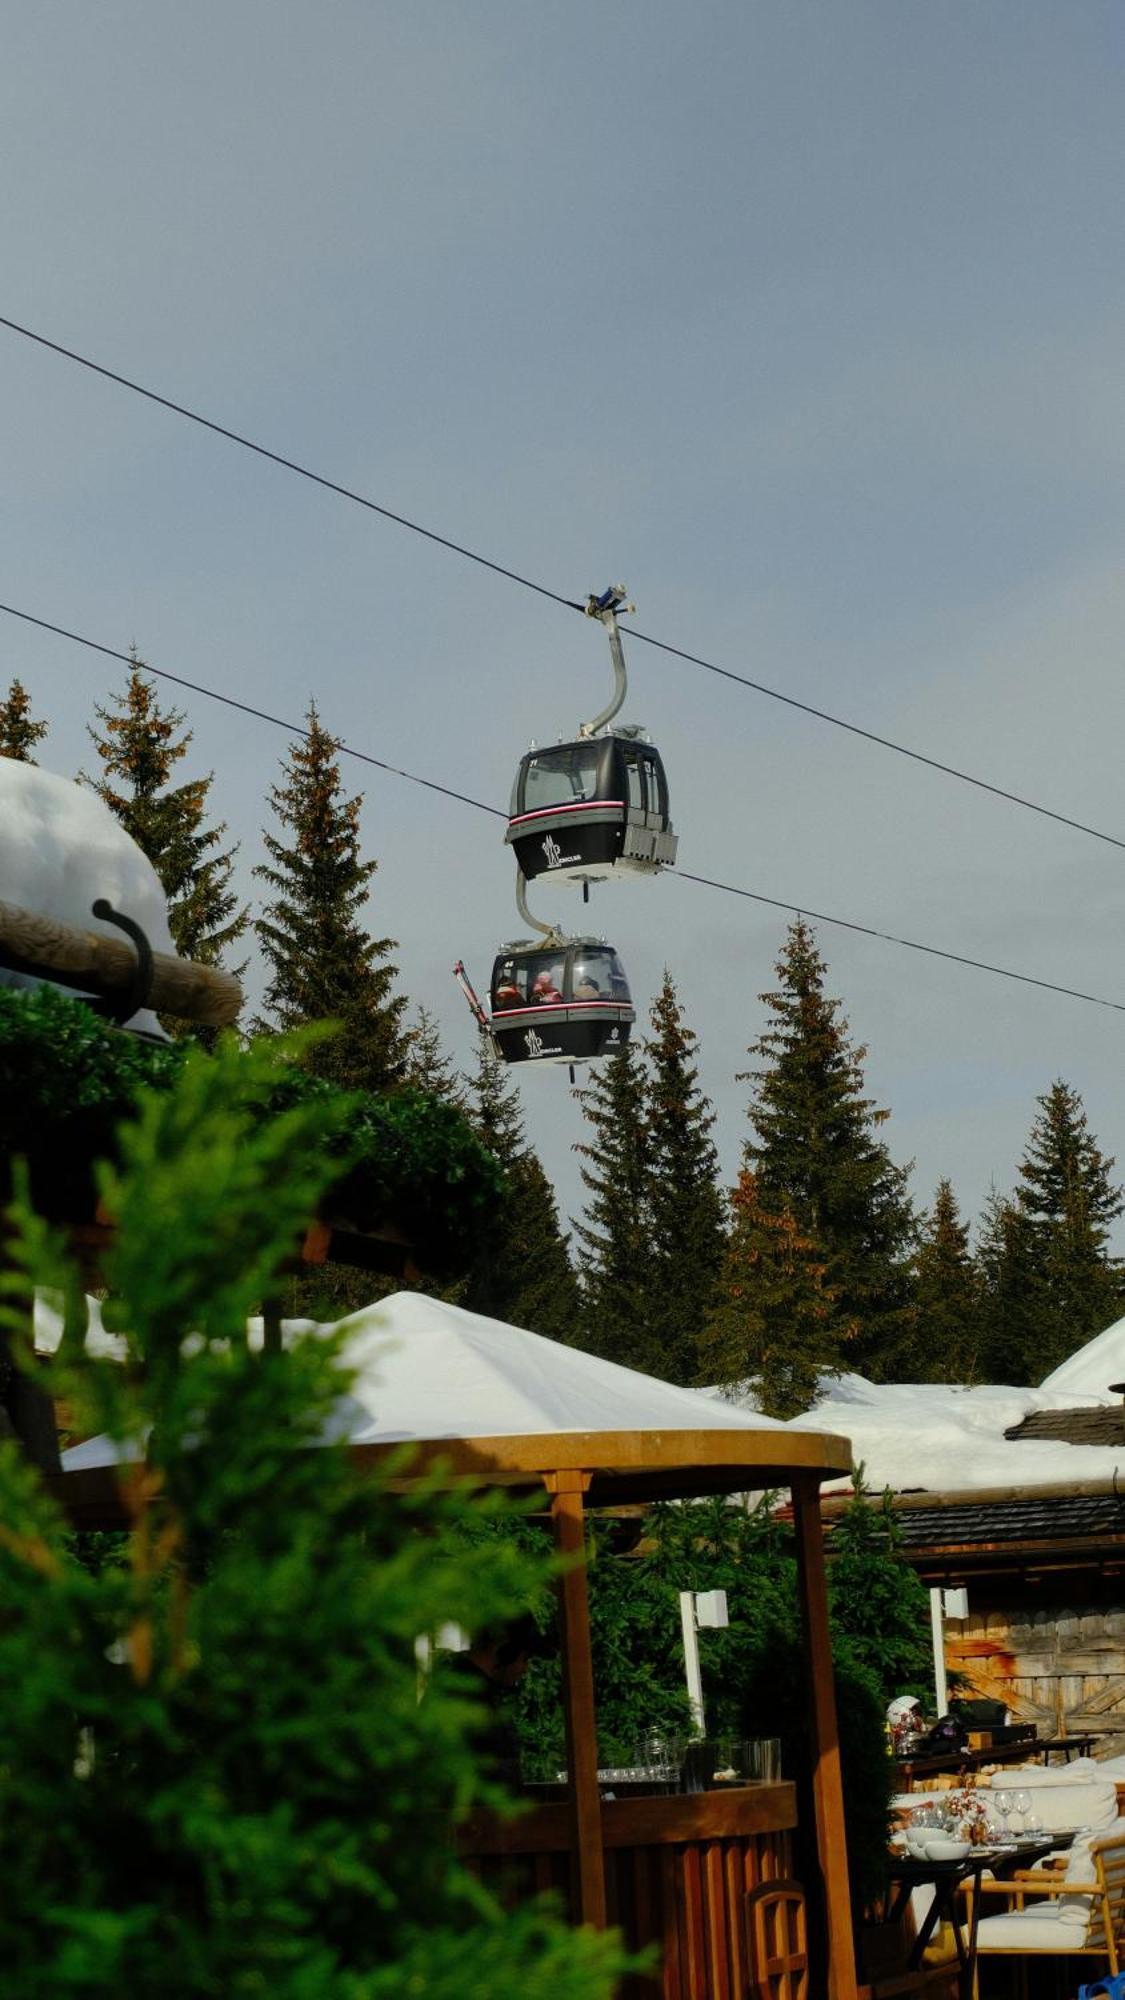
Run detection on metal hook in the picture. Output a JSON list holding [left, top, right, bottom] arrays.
[[90, 897, 156, 1026]]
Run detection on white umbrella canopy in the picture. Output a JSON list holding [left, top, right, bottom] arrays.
[[62, 1290, 790, 1471], [327, 1292, 790, 1445]]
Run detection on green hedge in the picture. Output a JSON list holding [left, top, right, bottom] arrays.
[[0, 985, 502, 1275]]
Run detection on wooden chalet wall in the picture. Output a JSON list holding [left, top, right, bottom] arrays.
[[947, 1604, 1125, 1755], [825, 1480, 1125, 1759]]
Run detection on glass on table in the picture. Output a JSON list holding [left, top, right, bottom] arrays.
[[1010, 1787, 1032, 1833], [994, 1790, 1013, 1838]]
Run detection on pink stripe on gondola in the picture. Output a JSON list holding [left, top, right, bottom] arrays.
[[492, 1001, 633, 1018], [508, 800, 625, 826]]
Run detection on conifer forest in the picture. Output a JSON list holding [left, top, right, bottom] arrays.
[[5, 663, 1120, 1412]]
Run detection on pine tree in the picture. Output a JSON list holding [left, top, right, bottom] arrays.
[[913, 1180, 983, 1383], [975, 1187, 1046, 1385], [0, 678, 48, 762], [1012, 1081, 1123, 1378], [741, 920, 918, 1381], [255, 703, 408, 1093], [642, 972, 727, 1384], [572, 1043, 655, 1369], [700, 1169, 843, 1416], [462, 1041, 581, 1340], [85, 656, 247, 972], [403, 1005, 468, 1109]]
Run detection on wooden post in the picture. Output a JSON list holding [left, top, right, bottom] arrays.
[[792, 1473, 858, 2000], [547, 1469, 607, 1929]]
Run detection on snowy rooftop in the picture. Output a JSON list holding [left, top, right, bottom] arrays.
[[49, 1291, 1125, 1499], [699, 1312, 1125, 1498], [60, 1291, 818, 1476]]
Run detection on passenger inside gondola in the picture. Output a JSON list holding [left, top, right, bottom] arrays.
[[531, 969, 564, 1005]]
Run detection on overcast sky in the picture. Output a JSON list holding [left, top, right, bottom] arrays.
[[4, 3, 1125, 1243]]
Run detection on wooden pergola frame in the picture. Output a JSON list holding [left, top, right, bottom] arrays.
[[55, 1419, 859, 1999]]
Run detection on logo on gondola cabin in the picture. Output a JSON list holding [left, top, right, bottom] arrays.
[[542, 833, 563, 868], [524, 1027, 544, 1056], [609, 1028, 619, 1042]]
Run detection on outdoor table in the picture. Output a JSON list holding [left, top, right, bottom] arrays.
[[884, 1836, 1078, 1998], [885, 1853, 991, 1999]]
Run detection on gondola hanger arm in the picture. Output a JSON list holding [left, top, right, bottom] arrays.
[[515, 871, 567, 943], [579, 585, 635, 737]]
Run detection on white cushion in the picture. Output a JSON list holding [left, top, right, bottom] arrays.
[[985, 1758, 1098, 1786], [976, 1909, 1092, 1950], [982, 1778, 1117, 1832]]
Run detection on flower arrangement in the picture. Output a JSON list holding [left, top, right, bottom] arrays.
[[940, 1782, 995, 1845]]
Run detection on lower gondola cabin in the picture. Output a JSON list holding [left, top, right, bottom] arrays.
[[489, 937, 634, 1065]]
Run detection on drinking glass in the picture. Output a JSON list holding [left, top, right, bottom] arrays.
[[994, 1791, 1013, 1839], [1012, 1788, 1032, 1834]]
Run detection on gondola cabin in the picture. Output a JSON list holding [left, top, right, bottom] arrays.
[[488, 938, 634, 1066], [505, 730, 677, 890]]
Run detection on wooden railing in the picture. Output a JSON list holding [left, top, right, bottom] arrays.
[[460, 1781, 798, 1998]]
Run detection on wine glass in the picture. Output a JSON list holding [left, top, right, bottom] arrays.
[[1013, 1788, 1032, 1835], [994, 1790, 1013, 1840]]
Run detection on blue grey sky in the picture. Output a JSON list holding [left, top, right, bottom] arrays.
[[4, 3, 1125, 1242]]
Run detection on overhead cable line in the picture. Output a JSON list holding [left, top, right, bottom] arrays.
[[0, 314, 579, 617], [2, 310, 1123, 857], [3, 596, 1122, 1018], [0, 600, 506, 820], [678, 871, 1125, 1017]]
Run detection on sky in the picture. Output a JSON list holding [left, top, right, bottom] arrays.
[[4, 2, 1125, 1243]]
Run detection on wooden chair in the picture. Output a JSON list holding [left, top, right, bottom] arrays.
[[744, 1881, 954, 2000], [965, 1828, 1125, 2000], [745, 1879, 809, 1999]]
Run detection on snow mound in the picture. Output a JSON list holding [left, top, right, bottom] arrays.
[[0, 760, 175, 1037]]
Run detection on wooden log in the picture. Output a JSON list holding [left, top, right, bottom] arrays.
[[0, 894, 241, 1026]]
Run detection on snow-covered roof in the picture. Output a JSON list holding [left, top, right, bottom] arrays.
[[774, 1373, 1125, 1495], [1040, 1313, 1125, 1397], [62, 1291, 809, 1474]]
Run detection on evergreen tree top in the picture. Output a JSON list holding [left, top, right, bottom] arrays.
[[255, 701, 407, 1092], [1016, 1079, 1124, 1242], [0, 677, 48, 763], [84, 655, 248, 978], [739, 920, 917, 1380]]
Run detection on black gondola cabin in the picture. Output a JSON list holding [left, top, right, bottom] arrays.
[[488, 938, 634, 1066], [505, 731, 677, 889]]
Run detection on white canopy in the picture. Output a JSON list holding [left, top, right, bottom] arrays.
[[62, 1290, 791, 1471]]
